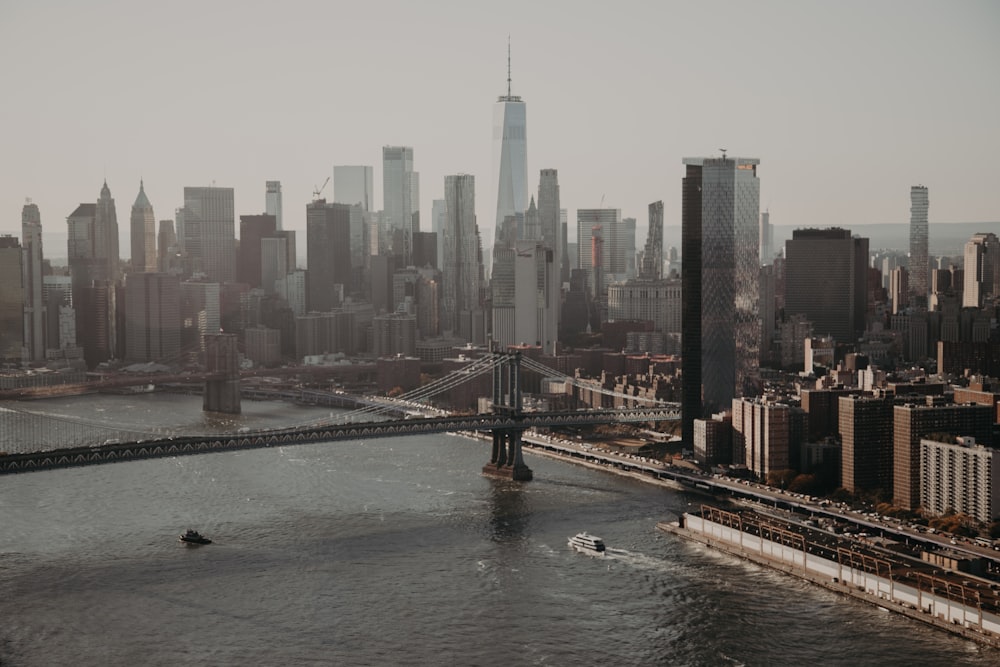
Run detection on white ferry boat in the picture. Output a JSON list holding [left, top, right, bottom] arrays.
[[568, 532, 606, 554]]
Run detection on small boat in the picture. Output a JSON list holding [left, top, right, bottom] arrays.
[[179, 529, 212, 545], [569, 532, 606, 554]]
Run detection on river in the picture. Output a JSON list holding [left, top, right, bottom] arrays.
[[0, 394, 994, 665]]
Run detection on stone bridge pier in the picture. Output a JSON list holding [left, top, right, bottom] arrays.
[[482, 350, 533, 481], [203, 333, 241, 414]]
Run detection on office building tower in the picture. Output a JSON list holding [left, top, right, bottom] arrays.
[[238, 214, 277, 288], [576, 208, 621, 296], [78, 280, 116, 367], [180, 280, 220, 353], [920, 436, 1000, 524], [620, 217, 637, 281], [382, 146, 419, 263], [909, 185, 929, 308], [493, 45, 528, 245], [306, 201, 351, 312], [334, 166, 374, 211], [182, 186, 236, 283], [839, 394, 894, 493], [0, 236, 25, 361], [607, 278, 682, 334], [759, 210, 773, 265], [260, 237, 288, 295], [129, 180, 157, 273], [682, 156, 761, 444], [372, 312, 418, 357], [245, 326, 282, 367], [784, 228, 868, 344], [442, 174, 482, 339], [963, 232, 1000, 308], [21, 201, 45, 360], [432, 199, 447, 271], [124, 272, 180, 363], [157, 219, 178, 273], [890, 266, 909, 314], [265, 181, 283, 230], [275, 269, 306, 317], [893, 399, 993, 510], [639, 201, 664, 280], [95, 181, 121, 283]]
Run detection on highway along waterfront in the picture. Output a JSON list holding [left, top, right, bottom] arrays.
[[0, 393, 996, 665]]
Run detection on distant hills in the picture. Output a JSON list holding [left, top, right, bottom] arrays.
[[663, 222, 999, 260]]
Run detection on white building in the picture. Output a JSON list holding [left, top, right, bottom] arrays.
[[920, 436, 1000, 524]]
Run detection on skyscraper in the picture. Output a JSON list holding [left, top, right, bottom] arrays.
[[21, 201, 45, 360], [382, 146, 418, 263], [238, 214, 277, 288], [963, 232, 1000, 308], [265, 181, 283, 230], [681, 156, 761, 446], [759, 210, 773, 265], [442, 174, 482, 340], [493, 45, 528, 246], [0, 236, 25, 361], [130, 180, 157, 273], [784, 228, 868, 344], [334, 166, 374, 211], [124, 272, 180, 363], [306, 201, 351, 312], [639, 201, 664, 280], [576, 208, 621, 297], [909, 185, 929, 308], [94, 180, 121, 283], [182, 186, 236, 283]]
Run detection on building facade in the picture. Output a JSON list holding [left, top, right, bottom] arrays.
[[493, 59, 528, 247], [306, 201, 352, 312], [182, 186, 236, 283], [21, 202, 45, 360], [909, 185, 929, 307], [920, 436, 1000, 524], [681, 156, 761, 443], [130, 180, 157, 273], [124, 272, 180, 363]]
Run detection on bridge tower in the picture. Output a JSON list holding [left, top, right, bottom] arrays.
[[203, 333, 241, 414], [482, 349, 533, 481]]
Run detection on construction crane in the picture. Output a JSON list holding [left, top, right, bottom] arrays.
[[313, 176, 330, 201]]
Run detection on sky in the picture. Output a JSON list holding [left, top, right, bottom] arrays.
[[1, 0, 998, 261]]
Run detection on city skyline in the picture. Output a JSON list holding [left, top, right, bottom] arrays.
[[2, 2, 997, 259]]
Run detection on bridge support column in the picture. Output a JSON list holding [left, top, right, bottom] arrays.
[[203, 333, 241, 414], [482, 428, 532, 481]]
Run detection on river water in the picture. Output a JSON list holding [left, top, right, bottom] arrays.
[[0, 394, 994, 665]]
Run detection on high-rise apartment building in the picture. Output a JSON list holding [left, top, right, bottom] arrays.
[[442, 174, 482, 340], [334, 166, 374, 211], [909, 185, 929, 308], [731, 397, 802, 476], [963, 232, 999, 308], [0, 236, 25, 361], [839, 393, 894, 493], [306, 201, 351, 312], [130, 181, 157, 273], [920, 436, 1000, 524], [493, 50, 528, 246], [21, 201, 45, 360], [893, 399, 994, 510], [265, 181, 283, 230], [784, 228, 868, 344], [182, 186, 236, 283], [382, 147, 419, 263], [124, 272, 180, 363], [681, 156, 761, 444]]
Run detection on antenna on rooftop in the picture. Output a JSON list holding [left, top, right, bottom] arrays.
[[719, 148, 727, 160], [507, 35, 512, 97]]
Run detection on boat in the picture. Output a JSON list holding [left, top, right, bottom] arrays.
[[179, 529, 212, 545], [568, 532, 606, 554]]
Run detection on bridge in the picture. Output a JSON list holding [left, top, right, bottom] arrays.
[[0, 349, 680, 480]]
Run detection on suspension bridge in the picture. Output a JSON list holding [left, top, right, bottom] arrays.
[[0, 351, 680, 480]]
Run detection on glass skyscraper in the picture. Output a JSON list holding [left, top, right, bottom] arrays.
[[493, 54, 528, 246], [682, 156, 761, 448]]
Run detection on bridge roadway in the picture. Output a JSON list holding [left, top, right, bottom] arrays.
[[0, 407, 679, 475]]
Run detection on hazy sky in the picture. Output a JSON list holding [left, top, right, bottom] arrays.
[[2, 0, 998, 259]]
